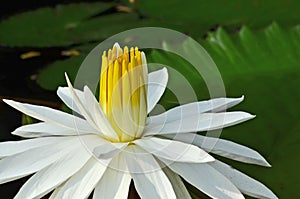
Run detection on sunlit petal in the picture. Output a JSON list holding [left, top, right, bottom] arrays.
[[0, 137, 81, 184], [57, 86, 86, 114], [12, 122, 95, 138], [162, 160, 245, 199], [166, 133, 271, 166], [93, 155, 131, 199], [54, 159, 107, 199], [3, 99, 95, 133], [124, 145, 177, 199], [134, 137, 214, 163], [210, 160, 278, 199], [144, 111, 255, 136], [147, 68, 168, 113], [14, 146, 91, 199], [0, 136, 71, 158]]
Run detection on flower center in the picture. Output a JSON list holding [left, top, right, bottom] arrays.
[[99, 43, 148, 142]]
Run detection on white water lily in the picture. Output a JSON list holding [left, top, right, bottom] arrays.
[[0, 43, 278, 199]]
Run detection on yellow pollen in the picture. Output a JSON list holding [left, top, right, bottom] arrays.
[[99, 43, 148, 142]]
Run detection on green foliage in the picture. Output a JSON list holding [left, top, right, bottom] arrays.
[[138, 0, 300, 31], [2, 0, 300, 47], [0, 2, 191, 47], [0, 2, 113, 46], [36, 55, 85, 90]]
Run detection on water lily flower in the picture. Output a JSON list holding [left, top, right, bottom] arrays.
[[0, 43, 277, 199]]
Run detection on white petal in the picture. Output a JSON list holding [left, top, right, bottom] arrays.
[[163, 166, 191, 199], [54, 158, 107, 199], [3, 99, 95, 133], [93, 142, 128, 160], [163, 160, 245, 199], [147, 68, 168, 113], [14, 145, 91, 199], [0, 137, 78, 184], [57, 86, 86, 114], [0, 136, 70, 158], [67, 134, 119, 167], [64, 74, 104, 134], [93, 155, 131, 199], [167, 133, 271, 167], [141, 51, 148, 90], [148, 96, 244, 123], [199, 96, 244, 112], [11, 122, 94, 138], [83, 86, 119, 140], [124, 145, 176, 199], [144, 111, 255, 136], [210, 160, 278, 199], [134, 137, 214, 163]]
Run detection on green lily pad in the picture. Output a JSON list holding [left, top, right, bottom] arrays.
[[2, 0, 300, 47], [36, 55, 86, 90], [0, 2, 113, 47], [136, 0, 300, 33], [0, 2, 197, 47]]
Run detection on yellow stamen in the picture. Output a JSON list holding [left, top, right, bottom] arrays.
[[99, 43, 148, 142]]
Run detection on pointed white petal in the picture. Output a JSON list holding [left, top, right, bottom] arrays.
[[54, 158, 107, 199], [57, 86, 86, 114], [210, 160, 278, 199], [134, 137, 214, 163], [167, 133, 271, 167], [124, 145, 176, 199], [177, 96, 245, 115], [144, 111, 255, 136], [0, 137, 78, 184], [3, 99, 95, 134], [148, 96, 244, 124], [0, 136, 70, 158], [199, 96, 244, 112], [163, 166, 191, 199], [83, 86, 119, 140], [64, 74, 104, 134], [11, 122, 94, 138], [163, 160, 245, 199], [14, 145, 91, 199], [93, 155, 131, 199], [147, 68, 168, 113]]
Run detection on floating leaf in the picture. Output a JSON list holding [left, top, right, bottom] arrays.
[[36, 55, 85, 90], [0, 3, 194, 47], [3, 0, 300, 47], [0, 2, 113, 47], [137, 0, 300, 33]]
